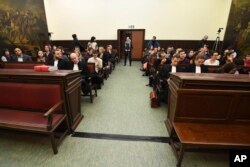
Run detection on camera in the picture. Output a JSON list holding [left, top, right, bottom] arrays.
[[217, 28, 223, 33]]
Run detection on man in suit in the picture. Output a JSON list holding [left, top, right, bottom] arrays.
[[48, 48, 68, 70], [10, 47, 32, 62], [186, 54, 208, 73], [68, 52, 90, 95], [157, 55, 181, 103], [158, 55, 181, 80]]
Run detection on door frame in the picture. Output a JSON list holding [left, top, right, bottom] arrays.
[[117, 29, 145, 60]]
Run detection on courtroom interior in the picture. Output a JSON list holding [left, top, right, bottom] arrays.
[[0, 0, 250, 167]]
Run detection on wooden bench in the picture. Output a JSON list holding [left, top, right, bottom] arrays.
[[166, 73, 250, 167], [0, 82, 69, 154]]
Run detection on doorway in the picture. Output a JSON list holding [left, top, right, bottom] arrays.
[[117, 29, 145, 60]]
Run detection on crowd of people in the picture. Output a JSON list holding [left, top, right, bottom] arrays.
[[1, 34, 250, 101], [0, 35, 119, 97], [142, 35, 250, 103]]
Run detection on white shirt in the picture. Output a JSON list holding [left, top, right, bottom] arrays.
[[88, 57, 103, 72], [195, 66, 201, 73], [54, 60, 58, 69], [1, 56, 7, 62], [73, 63, 79, 71], [171, 66, 177, 73], [88, 42, 98, 50], [17, 57, 23, 62], [204, 59, 220, 66]]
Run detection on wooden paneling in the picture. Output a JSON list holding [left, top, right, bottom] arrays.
[[51, 40, 118, 52], [50, 40, 222, 55]]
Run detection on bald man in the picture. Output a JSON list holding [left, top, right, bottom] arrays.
[[68, 52, 89, 75], [68, 52, 90, 94]]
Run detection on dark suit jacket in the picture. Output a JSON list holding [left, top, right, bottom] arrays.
[[103, 52, 111, 66], [9, 54, 32, 62], [185, 64, 208, 73], [48, 59, 69, 70], [68, 61, 89, 77], [158, 64, 182, 80], [44, 52, 53, 63]]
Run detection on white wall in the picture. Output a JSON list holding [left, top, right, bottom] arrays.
[[44, 0, 232, 40]]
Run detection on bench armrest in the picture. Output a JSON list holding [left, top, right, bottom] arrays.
[[44, 100, 64, 130], [44, 100, 64, 117]]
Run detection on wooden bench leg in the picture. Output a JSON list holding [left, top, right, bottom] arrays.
[[177, 145, 185, 167], [170, 128, 186, 167], [50, 133, 58, 154]]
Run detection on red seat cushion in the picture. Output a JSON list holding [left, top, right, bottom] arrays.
[[0, 108, 64, 131], [0, 83, 62, 113]]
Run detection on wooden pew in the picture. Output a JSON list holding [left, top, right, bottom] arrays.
[[166, 73, 250, 167], [0, 82, 69, 154], [0, 69, 83, 132]]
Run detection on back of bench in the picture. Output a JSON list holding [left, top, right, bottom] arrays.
[[2, 63, 45, 69], [173, 89, 250, 124], [0, 82, 63, 113]]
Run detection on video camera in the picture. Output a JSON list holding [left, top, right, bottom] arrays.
[[217, 28, 223, 33]]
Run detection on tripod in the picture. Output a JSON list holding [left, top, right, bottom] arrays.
[[212, 28, 223, 52], [212, 34, 220, 52]]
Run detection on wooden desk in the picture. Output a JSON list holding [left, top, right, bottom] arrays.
[[166, 73, 250, 166], [0, 69, 83, 131]]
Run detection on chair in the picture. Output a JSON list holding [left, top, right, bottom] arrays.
[[81, 63, 97, 103]]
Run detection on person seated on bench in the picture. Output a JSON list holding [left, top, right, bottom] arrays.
[[99, 46, 110, 70], [244, 53, 250, 68], [10, 47, 32, 62], [147, 51, 169, 87], [186, 54, 208, 73], [37, 50, 46, 63], [44, 44, 54, 63], [87, 50, 103, 88], [215, 51, 238, 74], [68, 52, 90, 95], [1, 49, 11, 62], [157, 55, 181, 102], [178, 49, 189, 65], [105, 45, 117, 70], [186, 50, 195, 64], [49, 48, 69, 70], [74, 46, 84, 62], [204, 51, 220, 66]]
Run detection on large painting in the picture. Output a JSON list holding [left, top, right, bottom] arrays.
[[224, 0, 250, 56], [0, 0, 49, 52]]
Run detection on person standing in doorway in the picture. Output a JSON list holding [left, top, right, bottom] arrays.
[[124, 36, 133, 66]]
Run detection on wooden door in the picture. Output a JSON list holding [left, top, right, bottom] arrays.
[[131, 31, 144, 60]]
